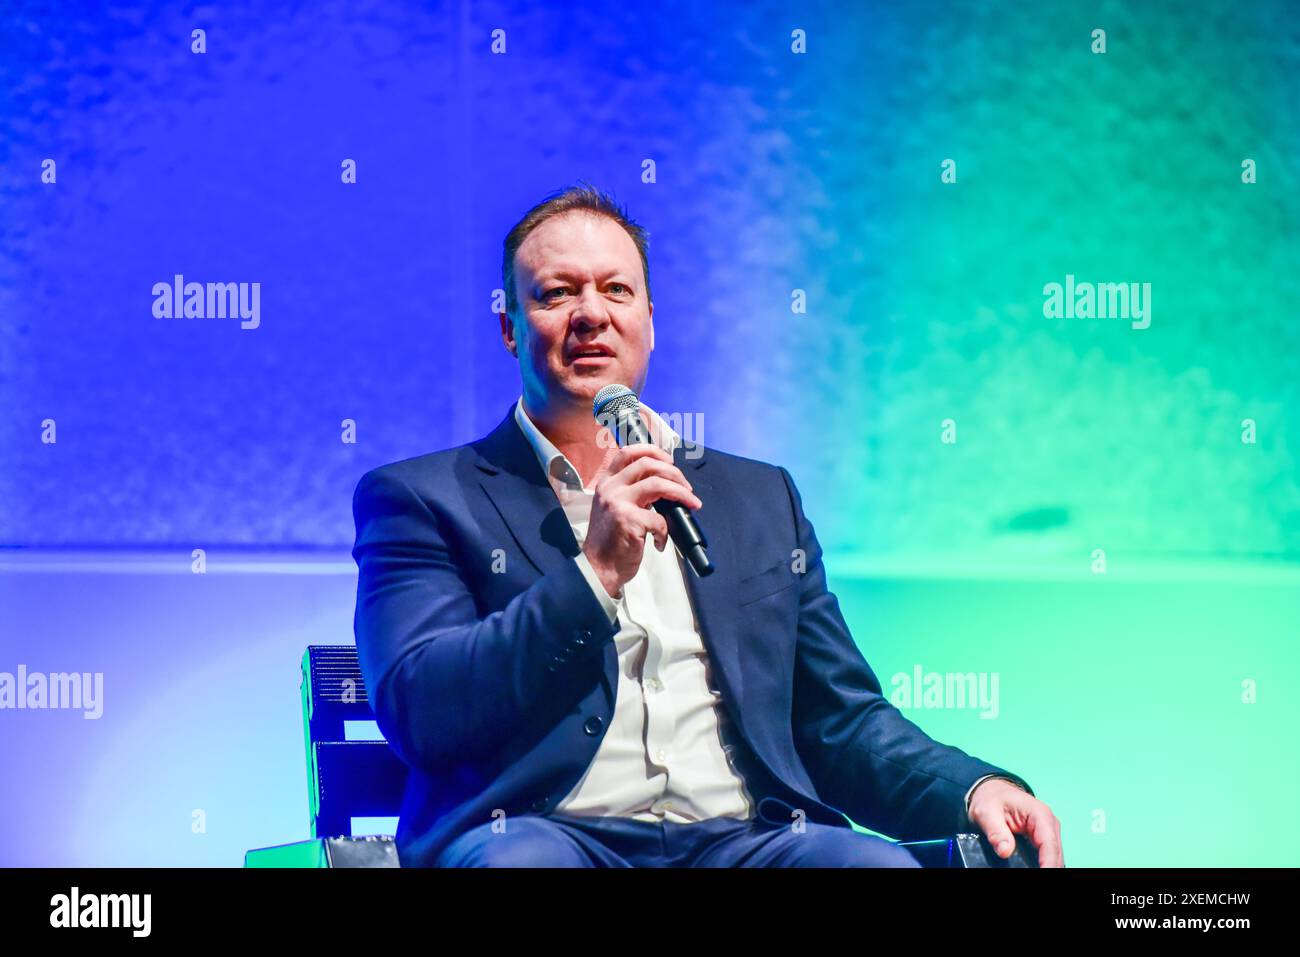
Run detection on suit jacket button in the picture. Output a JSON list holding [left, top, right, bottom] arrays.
[[577, 630, 591, 643], [583, 715, 604, 736]]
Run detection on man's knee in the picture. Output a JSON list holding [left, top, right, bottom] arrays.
[[798, 826, 923, 868], [864, 836, 923, 868], [435, 816, 592, 867]]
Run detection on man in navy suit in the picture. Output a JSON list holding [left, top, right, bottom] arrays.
[[351, 184, 1064, 868]]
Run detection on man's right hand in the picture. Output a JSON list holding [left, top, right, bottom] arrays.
[[582, 444, 702, 598]]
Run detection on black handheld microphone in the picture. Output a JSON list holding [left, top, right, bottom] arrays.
[[592, 384, 714, 578]]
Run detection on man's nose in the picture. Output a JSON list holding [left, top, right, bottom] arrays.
[[570, 286, 611, 330]]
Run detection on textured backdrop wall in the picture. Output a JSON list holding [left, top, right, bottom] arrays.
[[2, 0, 1297, 562], [3, 0, 1299, 871]]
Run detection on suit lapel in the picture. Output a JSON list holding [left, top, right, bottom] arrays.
[[472, 404, 582, 579]]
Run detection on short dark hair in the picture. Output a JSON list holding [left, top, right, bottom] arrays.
[[501, 181, 651, 321]]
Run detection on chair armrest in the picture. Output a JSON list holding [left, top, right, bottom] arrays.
[[897, 832, 1040, 868], [245, 835, 399, 868]]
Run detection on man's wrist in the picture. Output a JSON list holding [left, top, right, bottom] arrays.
[[578, 545, 623, 598], [575, 551, 620, 622], [965, 774, 1028, 820]]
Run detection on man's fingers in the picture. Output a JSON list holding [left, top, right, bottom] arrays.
[[647, 512, 669, 551], [605, 444, 673, 478], [606, 455, 693, 494], [972, 793, 1065, 867], [591, 443, 620, 483], [1026, 808, 1064, 868], [627, 476, 702, 510], [620, 507, 668, 552], [984, 822, 1018, 859], [968, 796, 1017, 858]]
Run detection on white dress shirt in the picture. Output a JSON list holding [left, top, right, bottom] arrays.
[[513, 396, 755, 824]]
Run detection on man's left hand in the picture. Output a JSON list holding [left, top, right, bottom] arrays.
[[967, 778, 1064, 867]]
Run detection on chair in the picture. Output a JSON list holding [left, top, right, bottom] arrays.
[[245, 645, 1037, 868]]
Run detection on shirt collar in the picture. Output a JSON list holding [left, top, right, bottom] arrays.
[[514, 395, 680, 492]]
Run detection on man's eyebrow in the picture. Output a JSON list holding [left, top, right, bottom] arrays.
[[532, 270, 571, 286], [533, 268, 636, 287]]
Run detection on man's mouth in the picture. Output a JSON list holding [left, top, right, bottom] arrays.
[[568, 344, 615, 363]]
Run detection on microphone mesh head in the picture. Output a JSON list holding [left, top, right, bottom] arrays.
[[592, 383, 639, 419]]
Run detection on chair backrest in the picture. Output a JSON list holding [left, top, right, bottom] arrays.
[[301, 645, 408, 838]]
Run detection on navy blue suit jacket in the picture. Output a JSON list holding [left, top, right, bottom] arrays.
[[351, 403, 1032, 867]]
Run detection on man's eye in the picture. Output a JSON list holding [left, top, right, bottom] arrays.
[[609, 283, 628, 294], [543, 287, 568, 300]]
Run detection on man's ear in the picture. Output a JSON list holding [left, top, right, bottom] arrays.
[[648, 300, 655, 351], [499, 311, 518, 357]]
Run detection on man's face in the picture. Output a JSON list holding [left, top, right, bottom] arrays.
[[501, 210, 654, 412]]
